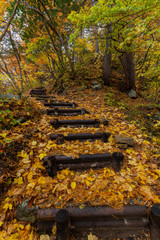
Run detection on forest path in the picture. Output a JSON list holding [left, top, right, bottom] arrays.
[[0, 87, 159, 239]]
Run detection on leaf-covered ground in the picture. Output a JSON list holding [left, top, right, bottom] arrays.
[[0, 87, 159, 239]]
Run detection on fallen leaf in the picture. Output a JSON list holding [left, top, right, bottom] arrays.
[[71, 182, 76, 189]]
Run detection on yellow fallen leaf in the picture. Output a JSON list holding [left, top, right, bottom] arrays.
[[85, 180, 90, 186], [126, 149, 134, 154], [27, 172, 33, 182], [0, 221, 3, 227], [14, 177, 23, 185], [3, 203, 12, 211], [18, 150, 28, 158], [39, 153, 46, 160], [51, 144, 57, 148], [87, 176, 95, 182], [155, 169, 160, 176], [71, 182, 76, 189], [38, 176, 47, 185], [57, 173, 65, 180], [32, 141, 37, 146], [30, 230, 33, 240], [33, 161, 44, 169], [143, 140, 150, 144], [88, 232, 98, 240], [128, 159, 137, 166], [22, 158, 31, 164], [0, 133, 7, 138], [52, 226, 57, 235], [39, 143, 46, 148], [40, 235, 50, 240], [19, 224, 24, 229], [140, 186, 153, 200], [26, 182, 36, 189]]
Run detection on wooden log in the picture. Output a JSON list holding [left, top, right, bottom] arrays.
[[37, 218, 148, 234], [44, 102, 77, 108], [58, 161, 111, 171], [50, 132, 111, 144], [56, 209, 70, 240], [47, 108, 89, 116], [30, 90, 46, 93], [70, 218, 148, 229], [34, 96, 55, 100], [37, 206, 148, 235], [37, 221, 54, 233], [150, 205, 160, 240], [50, 119, 108, 129], [30, 89, 46, 95], [34, 87, 45, 90], [43, 152, 124, 177], [44, 99, 61, 103], [37, 206, 148, 222], [112, 152, 124, 172]]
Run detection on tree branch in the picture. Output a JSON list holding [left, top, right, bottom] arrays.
[[0, 0, 21, 42]]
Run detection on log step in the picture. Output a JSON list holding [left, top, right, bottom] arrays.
[[44, 102, 77, 108], [36, 206, 149, 238], [36, 95, 55, 99], [50, 119, 108, 129], [47, 108, 89, 116], [50, 132, 111, 144], [43, 152, 124, 177], [30, 89, 46, 96]]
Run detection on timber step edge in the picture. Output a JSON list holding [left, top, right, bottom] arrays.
[[50, 132, 111, 144], [43, 152, 124, 177], [50, 119, 108, 129]]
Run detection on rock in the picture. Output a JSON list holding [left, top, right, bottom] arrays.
[[91, 94, 95, 96], [128, 89, 137, 99], [114, 135, 134, 147], [92, 84, 102, 90], [0, 93, 20, 100], [16, 199, 38, 223], [91, 80, 99, 85]]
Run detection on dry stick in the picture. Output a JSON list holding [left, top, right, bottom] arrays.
[[0, 0, 21, 42], [0, 161, 16, 176]]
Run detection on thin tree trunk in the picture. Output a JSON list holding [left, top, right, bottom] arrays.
[[103, 24, 112, 86], [8, 31, 24, 90]]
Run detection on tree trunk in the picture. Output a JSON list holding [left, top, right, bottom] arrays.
[[8, 31, 24, 90], [123, 52, 136, 90], [103, 24, 112, 86]]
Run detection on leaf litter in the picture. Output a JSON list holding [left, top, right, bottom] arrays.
[[0, 88, 159, 239]]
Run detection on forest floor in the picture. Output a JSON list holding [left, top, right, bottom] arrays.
[[0, 86, 159, 239]]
